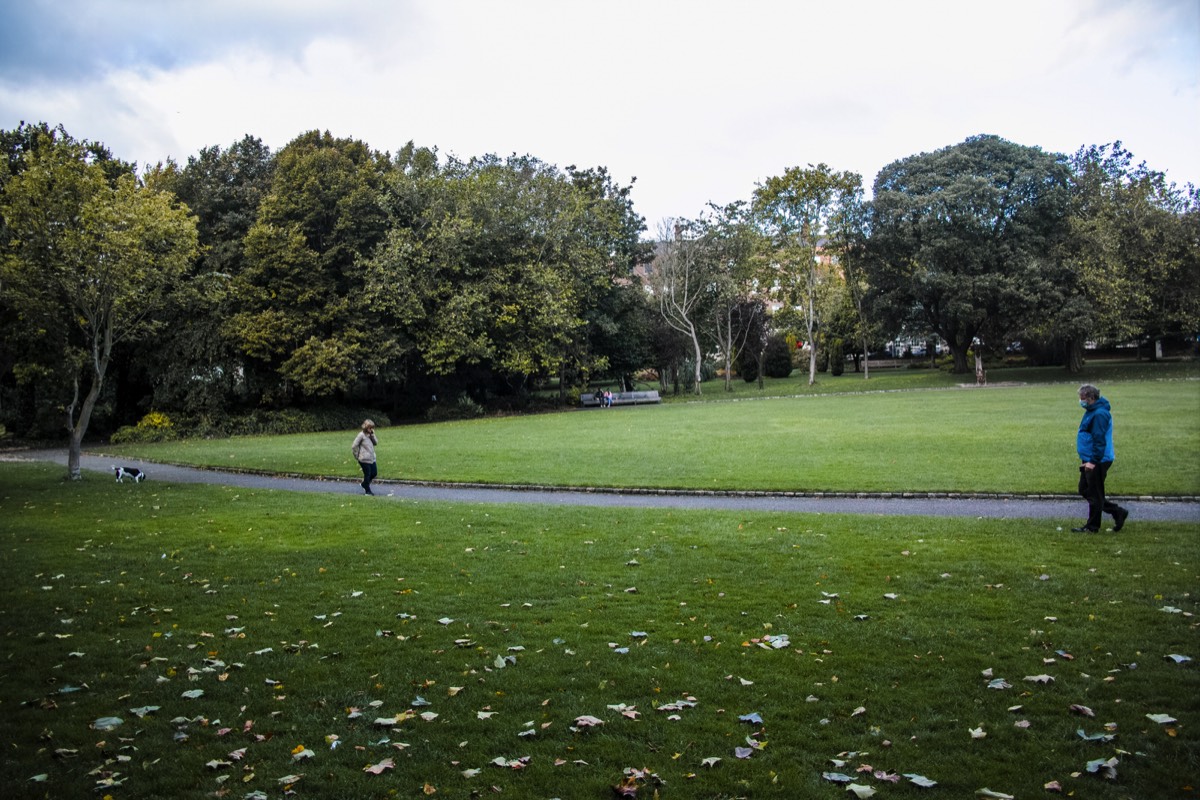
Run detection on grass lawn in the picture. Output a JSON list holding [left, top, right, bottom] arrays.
[[0, 461, 1196, 799], [103, 367, 1200, 497]]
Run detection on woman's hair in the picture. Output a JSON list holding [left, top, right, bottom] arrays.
[[1078, 384, 1100, 402], [361, 419, 375, 432]]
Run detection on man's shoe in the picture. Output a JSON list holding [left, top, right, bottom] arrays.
[[1112, 508, 1129, 532], [1071, 526, 1099, 533]]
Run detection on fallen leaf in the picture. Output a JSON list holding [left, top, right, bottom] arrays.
[[1076, 728, 1115, 742], [905, 773, 938, 788], [363, 758, 394, 774], [976, 790, 1015, 799], [1146, 713, 1177, 724], [1070, 704, 1096, 717], [1085, 756, 1119, 779], [1023, 674, 1054, 684], [847, 784, 877, 799], [700, 757, 721, 768]]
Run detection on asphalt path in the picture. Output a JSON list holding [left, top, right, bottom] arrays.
[[11, 449, 1200, 525]]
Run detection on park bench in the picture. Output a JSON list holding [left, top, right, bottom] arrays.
[[580, 390, 661, 408]]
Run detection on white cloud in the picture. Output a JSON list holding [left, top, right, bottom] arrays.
[[2, 0, 1196, 228]]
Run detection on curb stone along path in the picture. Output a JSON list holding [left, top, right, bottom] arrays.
[[10, 450, 1200, 524]]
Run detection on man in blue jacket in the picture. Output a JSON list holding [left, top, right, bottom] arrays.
[[1073, 384, 1129, 533]]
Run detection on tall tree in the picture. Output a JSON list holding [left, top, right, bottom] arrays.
[[699, 202, 761, 391], [1048, 143, 1200, 370], [0, 129, 198, 478], [228, 130, 391, 403], [753, 164, 862, 385], [867, 135, 1071, 373], [646, 218, 719, 394], [365, 152, 645, 402], [135, 135, 275, 415]]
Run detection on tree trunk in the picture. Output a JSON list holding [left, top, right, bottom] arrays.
[[1066, 338, 1085, 374], [689, 325, 703, 395], [806, 310, 818, 386], [951, 346, 969, 374], [66, 368, 104, 480]]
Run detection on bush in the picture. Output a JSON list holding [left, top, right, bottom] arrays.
[[166, 407, 392, 439], [425, 394, 485, 423], [739, 356, 759, 383], [830, 338, 845, 376], [763, 335, 794, 378], [110, 411, 178, 444]]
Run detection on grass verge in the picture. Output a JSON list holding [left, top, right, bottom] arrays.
[[101, 375, 1200, 497], [1, 461, 1196, 798]]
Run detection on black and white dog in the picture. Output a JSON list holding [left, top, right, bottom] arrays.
[[113, 466, 146, 483]]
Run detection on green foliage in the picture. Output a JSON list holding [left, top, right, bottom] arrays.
[[762, 334, 795, 378], [830, 337, 845, 375], [110, 411, 178, 444], [868, 134, 1071, 373], [424, 393, 486, 422], [0, 125, 199, 476]]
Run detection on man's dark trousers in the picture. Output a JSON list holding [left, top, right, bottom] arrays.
[[1078, 461, 1123, 530]]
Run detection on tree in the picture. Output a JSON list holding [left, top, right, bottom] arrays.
[[1048, 143, 1200, 371], [867, 135, 1071, 373], [364, 151, 647, 404], [228, 130, 391, 403], [133, 135, 275, 416], [646, 218, 720, 394], [753, 164, 863, 385], [826, 181, 876, 377], [699, 202, 762, 392], [0, 129, 198, 478]]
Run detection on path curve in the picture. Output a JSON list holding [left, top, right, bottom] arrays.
[[10, 449, 1200, 524]]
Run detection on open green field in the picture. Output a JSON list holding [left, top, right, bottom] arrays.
[[0, 462, 1196, 798], [106, 367, 1200, 497]]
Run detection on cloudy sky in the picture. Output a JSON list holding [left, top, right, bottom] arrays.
[[2, 0, 1197, 229]]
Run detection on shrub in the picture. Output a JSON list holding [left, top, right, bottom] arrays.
[[168, 407, 391, 439], [830, 338, 845, 376], [425, 394, 485, 422], [763, 335, 794, 378], [110, 411, 178, 444], [739, 355, 759, 383]]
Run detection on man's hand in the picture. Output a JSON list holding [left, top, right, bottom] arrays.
[[1082, 461, 1095, 470]]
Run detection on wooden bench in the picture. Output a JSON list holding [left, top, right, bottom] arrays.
[[581, 390, 661, 407]]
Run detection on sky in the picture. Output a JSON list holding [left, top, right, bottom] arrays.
[[2, 0, 1197, 230]]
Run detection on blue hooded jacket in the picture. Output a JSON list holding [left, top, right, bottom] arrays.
[[1076, 396, 1115, 464]]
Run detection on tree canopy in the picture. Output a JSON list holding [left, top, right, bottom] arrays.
[[0, 126, 198, 476], [2, 123, 1195, 447], [866, 135, 1072, 373]]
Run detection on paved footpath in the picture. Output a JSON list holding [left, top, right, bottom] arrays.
[[12, 450, 1200, 525]]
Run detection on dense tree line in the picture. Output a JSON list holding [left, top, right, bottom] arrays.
[[2, 125, 1196, 450]]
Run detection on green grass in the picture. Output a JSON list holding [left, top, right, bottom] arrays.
[[104, 368, 1200, 496], [1, 461, 1197, 799]]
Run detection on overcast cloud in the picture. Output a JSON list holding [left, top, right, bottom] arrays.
[[2, 0, 1197, 229]]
